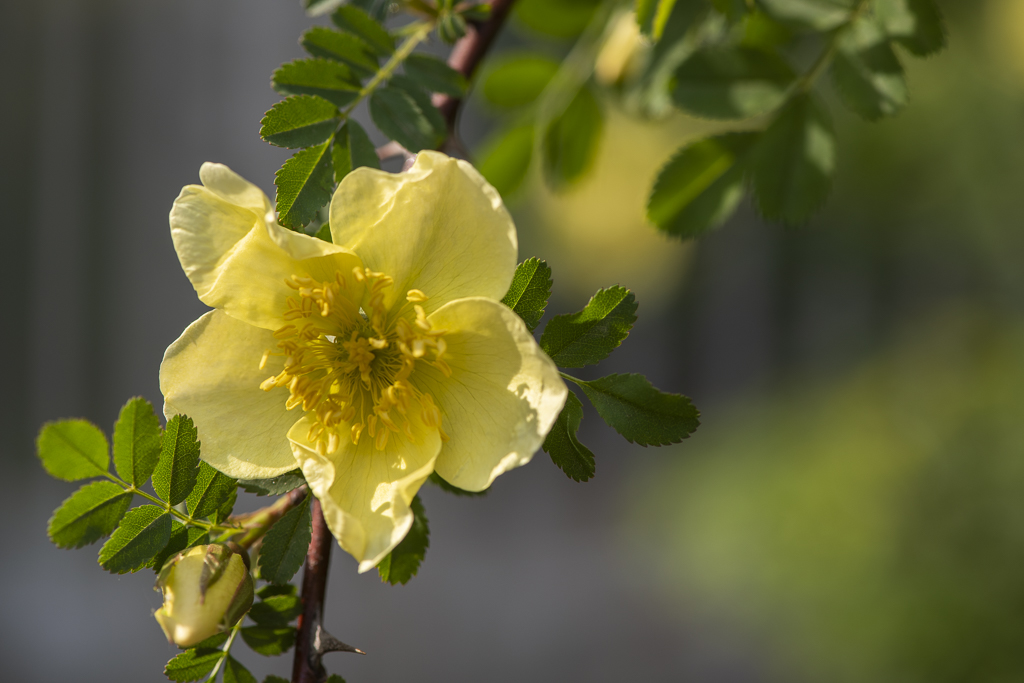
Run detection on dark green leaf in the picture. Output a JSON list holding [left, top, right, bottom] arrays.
[[258, 583, 298, 599], [389, 75, 447, 139], [272, 59, 361, 108], [260, 95, 340, 149], [187, 462, 237, 522], [150, 521, 208, 573], [332, 119, 380, 183], [301, 27, 379, 77], [428, 471, 487, 497], [377, 495, 429, 585], [326, 676, 347, 683], [540, 286, 637, 368], [740, 10, 793, 49], [501, 257, 552, 332], [259, 494, 312, 584], [331, 5, 394, 56], [875, 0, 945, 57], [47, 481, 132, 549], [37, 419, 109, 481], [191, 632, 230, 650], [237, 469, 307, 496], [543, 86, 603, 190], [482, 55, 559, 109], [647, 133, 758, 239], [575, 373, 700, 446], [477, 123, 534, 198], [98, 505, 172, 574], [635, 0, 711, 117], [756, 0, 854, 30], [241, 627, 296, 656], [248, 594, 302, 627], [314, 223, 333, 243], [223, 656, 258, 683], [276, 140, 335, 229], [152, 414, 201, 506], [543, 391, 596, 482], [404, 54, 468, 97], [712, 0, 749, 21], [832, 17, 907, 120], [638, 0, 703, 39], [672, 46, 795, 120], [369, 86, 444, 153], [751, 93, 835, 224], [112, 397, 162, 487], [515, 0, 600, 39], [165, 649, 224, 682]]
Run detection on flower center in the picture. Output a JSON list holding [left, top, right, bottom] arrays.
[[259, 267, 450, 455]]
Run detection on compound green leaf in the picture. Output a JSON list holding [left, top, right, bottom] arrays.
[[187, 461, 237, 522], [259, 494, 312, 584], [543, 86, 603, 190], [272, 59, 361, 108], [757, 0, 855, 30], [47, 480, 132, 549], [165, 649, 224, 682], [875, 0, 945, 57], [540, 286, 637, 368], [376, 494, 428, 585], [260, 95, 340, 149], [482, 55, 559, 109], [98, 505, 172, 574], [37, 419, 109, 481], [404, 54, 468, 97], [751, 93, 835, 224], [241, 627, 297, 656], [150, 521, 209, 572], [223, 656, 258, 683], [576, 373, 700, 446], [672, 46, 795, 120], [647, 132, 758, 239], [276, 140, 335, 229], [542, 391, 596, 482], [832, 16, 908, 120], [301, 26, 379, 77], [331, 5, 394, 56], [369, 86, 444, 153], [112, 397, 162, 487], [152, 414, 201, 506], [477, 123, 534, 198], [332, 119, 380, 183], [237, 469, 306, 496], [501, 257, 552, 332], [249, 594, 302, 628]]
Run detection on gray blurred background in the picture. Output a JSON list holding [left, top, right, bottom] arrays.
[[4, 1, 1024, 682]]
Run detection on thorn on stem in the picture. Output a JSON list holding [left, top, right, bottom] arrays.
[[314, 623, 366, 656]]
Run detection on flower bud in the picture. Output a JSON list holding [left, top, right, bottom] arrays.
[[154, 544, 254, 648], [438, 12, 468, 44]]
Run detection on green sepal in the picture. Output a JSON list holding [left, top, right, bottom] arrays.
[[152, 414, 201, 506], [542, 391, 596, 482], [249, 594, 303, 627], [237, 469, 307, 496], [377, 494, 429, 585], [112, 397, 162, 487], [260, 95, 341, 149], [501, 257, 552, 332], [276, 140, 335, 229], [301, 26, 379, 77], [47, 480, 133, 549], [164, 648, 224, 682], [574, 373, 700, 446], [98, 504, 173, 574], [257, 583, 298, 599], [543, 85, 603, 190], [37, 419, 109, 482], [369, 85, 444, 153], [272, 59, 361, 108], [331, 5, 394, 56], [540, 286, 637, 368], [477, 123, 534, 198], [403, 53, 468, 96], [223, 656, 258, 683], [187, 461, 237, 522], [332, 119, 380, 183], [259, 494, 312, 584], [481, 55, 559, 109], [672, 46, 795, 120], [241, 626, 297, 656]]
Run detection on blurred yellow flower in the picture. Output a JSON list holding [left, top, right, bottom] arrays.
[[161, 152, 567, 571]]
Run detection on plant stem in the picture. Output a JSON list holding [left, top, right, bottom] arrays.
[[232, 486, 310, 550], [204, 619, 243, 683], [793, 0, 874, 94], [340, 23, 433, 120]]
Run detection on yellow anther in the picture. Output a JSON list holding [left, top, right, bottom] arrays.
[[259, 349, 271, 370], [406, 289, 428, 302]]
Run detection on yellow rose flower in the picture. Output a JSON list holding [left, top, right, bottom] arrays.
[[160, 152, 568, 571]]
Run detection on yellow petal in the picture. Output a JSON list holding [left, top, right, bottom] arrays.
[[171, 162, 364, 330], [288, 406, 441, 573], [160, 310, 300, 479], [329, 151, 517, 314], [418, 297, 568, 491]]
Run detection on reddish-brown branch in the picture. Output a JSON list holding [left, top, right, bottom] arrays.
[[292, 500, 332, 683]]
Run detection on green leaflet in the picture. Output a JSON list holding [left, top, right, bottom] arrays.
[[404, 54, 468, 97], [331, 5, 394, 56], [672, 46, 795, 120], [575, 373, 700, 446], [237, 469, 307, 496], [152, 414, 201, 506], [875, 0, 945, 57], [260, 95, 340, 149], [832, 16, 908, 121], [636, 0, 683, 39], [751, 93, 836, 224], [223, 656, 258, 683], [757, 0, 855, 31], [241, 626, 297, 656], [333, 119, 380, 183], [186, 461, 237, 522], [501, 257, 553, 332], [515, 0, 600, 39], [482, 55, 559, 109], [276, 140, 335, 229], [149, 521, 208, 573], [428, 471, 487, 497], [47, 480, 132, 549], [272, 59, 361, 108], [647, 133, 758, 239], [543, 391, 596, 482], [249, 594, 302, 627], [543, 85, 604, 190], [369, 86, 444, 153], [477, 123, 534, 198], [37, 419, 109, 481], [257, 583, 298, 599], [164, 648, 224, 682], [98, 505, 172, 574], [301, 26, 379, 77], [112, 396, 162, 487], [540, 286, 637, 368], [377, 494, 429, 585], [259, 494, 312, 584]]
